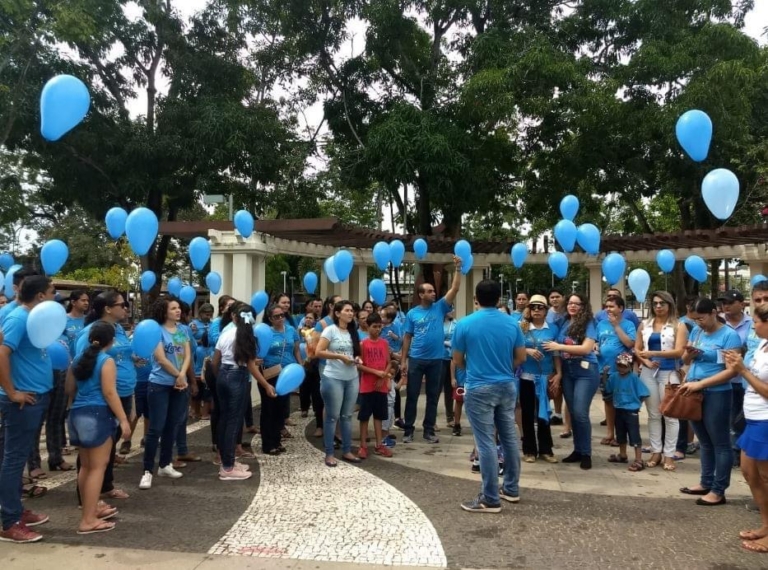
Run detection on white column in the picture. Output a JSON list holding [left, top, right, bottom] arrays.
[[251, 253, 266, 292], [352, 265, 369, 303], [587, 264, 602, 314], [319, 269, 332, 300], [231, 253, 253, 303], [749, 261, 767, 282], [209, 252, 232, 309], [338, 276, 351, 301]]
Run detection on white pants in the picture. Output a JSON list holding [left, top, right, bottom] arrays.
[[639, 367, 680, 458]]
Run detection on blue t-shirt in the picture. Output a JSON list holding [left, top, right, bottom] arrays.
[[595, 308, 640, 328], [314, 315, 333, 332], [557, 319, 598, 364], [0, 306, 53, 395], [597, 319, 636, 374], [686, 325, 742, 392], [179, 323, 198, 376], [452, 308, 525, 389], [149, 326, 191, 386], [604, 371, 649, 410], [71, 352, 112, 409], [509, 312, 524, 324], [519, 322, 559, 377], [546, 308, 566, 328], [405, 298, 453, 360], [725, 315, 751, 385], [0, 300, 18, 325], [61, 315, 85, 357], [264, 326, 300, 368], [208, 317, 223, 348], [381, 322, 403, 353], [191, 318, 213, 374], [648, 332, 677, 370], [76, 323, 137, 397], [442, 320, 457, 360]]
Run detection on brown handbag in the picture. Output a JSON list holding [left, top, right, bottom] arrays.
[[659, 382, 702, 421]]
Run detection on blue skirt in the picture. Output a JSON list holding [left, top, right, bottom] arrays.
[[737, 419, 768, 461]]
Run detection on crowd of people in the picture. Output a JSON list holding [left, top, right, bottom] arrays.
[[1, 261, 768, 556]]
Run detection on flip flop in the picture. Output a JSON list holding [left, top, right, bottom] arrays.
[[741, 540, 768, 553], [77, 521, 116, 535], [29, 469, 47, 480], [608, 454, 628, 463], [101, 489, 129, 500], [739, 530, 768, 541], [23, 484, 47, 499], [324, 458, 338, 468]]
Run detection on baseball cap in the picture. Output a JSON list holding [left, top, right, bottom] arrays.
[[616, 353, 633, 367], [528, 294, 548, 307], [718, 290, 744, 303]]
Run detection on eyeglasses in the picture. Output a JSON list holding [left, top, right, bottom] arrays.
[[529, 305, 546, 311], [271, 313, 285, 319], [652, 301, 668, 307], [567, 302, 583, 307]]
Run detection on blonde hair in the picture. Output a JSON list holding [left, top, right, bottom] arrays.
[[644, 290, 678, 328]]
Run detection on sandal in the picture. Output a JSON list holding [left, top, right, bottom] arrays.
[[663, 461, 676, 472], [741, 540, 768, 553], [628, 460, 645, 472], [23, 484, 47, 499], [608, 454, 628, 463], [645, 453, 662, 468], [324, 457, 338, 467], [559, 431, 573, 439], [77, 520, 116, 535], [49, 461, 75, 472], [29, 469, 47, 480], [600, 438, 616, 446], [101, 488, 130, 500], [739, 529, 768, 541]]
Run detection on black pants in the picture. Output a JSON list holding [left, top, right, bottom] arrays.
[[244, 391, 255, 429], [519, 379, 553, 456], [206, 361, 219, 447], [438, 360, 454, 422], [258, 379, 281, 452], [28, 371, 68, 471], [300, 365, 324, 428]]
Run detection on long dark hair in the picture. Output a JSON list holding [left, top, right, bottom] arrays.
[[230, 302, 257, 365], [262, 302, 280, 325], [331, 300, 361, 357], [85, 290, 121, 325], [564, 293, 594, 343], [67, 289, 89, 312], [273, 293, 296, 327], [217, 295, 234, 316], [152, 297, 179, 325], [220, 298, 238, 330], [321, 295, 340, 318], [73, 322, 115, 381]]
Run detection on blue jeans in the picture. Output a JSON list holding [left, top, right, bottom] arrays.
[[562, 360, 600, 456], [320, 375, 359, 455], [216, 366, 250, 469], [0, 392, 50, 529], [404, 358, 442, 436], [692, 390, 733, 496], [143, 383, 187, 472], [464, 382, 521, 505]]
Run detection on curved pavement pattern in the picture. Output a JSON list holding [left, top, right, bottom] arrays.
[[209, 416, 447, 567]]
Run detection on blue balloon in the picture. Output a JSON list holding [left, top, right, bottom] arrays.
[[0, 253, 14, 271], [234, 210, 254, 238], [369, 279, 387, 305], [390, 240, 405, 268], [140, 271, 157, 293], [548, 252, 569, 278], [40, 75, 90, 142], [324, 256, 340, 284], [254, 323, 272, 358], [454, 240, 472, 262], [167, 277, 183, 297], [276, 363, 306, 396], [48, 342, 70, 371], [751, 275, 767, 287], [461, 254, 474, 275], [676, 109, 712, 162], [333, 250, 354, 282], [560, 195, 580, 221], [656, 250, 676, 274], [205, 272, 222, 295], [132, 319, 163, 358], [684, 255, 708, 283], [4, 266, 19, 298], [554, 220, 578, 253], [180, 285, 197, 305], [372, 242, 391, 271], [413, 238, 428, 260], [601, 253, 626, 286], [105, 207, 128, 239], [189, 237, 211, 271], [511, 243, 528, 268], [40, 239, 69, 275], [303, 272, 318, 294], [27, 301, 66, 349], [125, 207, 158, 256], [576, 223, 601, 256], [628, 269, 651, 302], [702, 168, 739, 221], [251, 290, 269, 314]]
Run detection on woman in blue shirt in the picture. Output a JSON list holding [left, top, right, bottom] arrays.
[[66, 322, 130, 535], [543, 293, 599, 470], [263, 303, 302, 438], [679, 297, 742, 506]]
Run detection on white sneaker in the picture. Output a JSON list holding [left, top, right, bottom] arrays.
[[219, 467, 252, 481], [139, 471, 153, 490], [235, 461, 250, 472], [157, 464, 183, 479]]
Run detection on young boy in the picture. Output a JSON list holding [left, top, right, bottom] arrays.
[[380, 305, 404, 431], [357, 313, 394, 458], [604, 353, 650, 472]]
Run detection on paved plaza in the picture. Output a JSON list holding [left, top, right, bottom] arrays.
[[2, 391, 766, 569]]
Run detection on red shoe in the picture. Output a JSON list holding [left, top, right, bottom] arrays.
[[357, 446, 368, 459], [0, 522, 43, 543], [21, 510, 49, 527], [374, 444, 393, 458]]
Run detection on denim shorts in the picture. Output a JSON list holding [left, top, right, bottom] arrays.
[[68, 406, 117, 449]]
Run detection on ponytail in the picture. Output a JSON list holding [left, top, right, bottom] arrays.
[[72, 321, 115, 380], [232, 303, 257, 365]]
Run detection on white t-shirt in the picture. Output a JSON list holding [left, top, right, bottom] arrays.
[[215, 327, 239, 366], [745, 340, 768, 421], [320, 325, 358, 381]]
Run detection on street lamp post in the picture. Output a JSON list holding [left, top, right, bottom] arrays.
[[281, 271, 287, 293], [289, 276, 296, 314]]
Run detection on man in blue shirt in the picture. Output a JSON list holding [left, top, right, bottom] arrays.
[[0, 268, 38, 329], [594, 289, 641, 328], [453, 279, 526, 513], [401, 256, 463, 444]]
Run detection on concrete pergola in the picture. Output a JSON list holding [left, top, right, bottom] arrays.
[[159, 219, 768, 317]]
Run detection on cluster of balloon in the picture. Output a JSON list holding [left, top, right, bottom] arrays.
[[189, 237, 211, 271], [132, 319, 162, 358], [125, 208, 159, 256], [684, 255, 708, 283], [4, 264, 21, 299], [40, 240, 69, 276], [372, 242, 390, 271], [627, 269, 651, 303], [254, 322, 271, 358], [40, 75, 91, 142], [0, 253, 14, 271], [656, 249, 675, 274], [510, 243, 527, 268], [27, 300, 67, 350], [251, 290, 269, 314], [234, 210, 254, 238], [454, 240, 473, 275], [601, 253, 626, 286], [168, 277, 183, 297], [105, 207, 128, 240], [303, 272, 318, 294], [676, 110, 740, 221], [369, 278, 387, 305], [276, 363, 306, 396], [413, 238, 428, 260], [140, 271, 156, 293], [205, 272, 222, 295], [179, 285, 197, 305], [323, 250, 356, 284], [548, 252, 568, 278]]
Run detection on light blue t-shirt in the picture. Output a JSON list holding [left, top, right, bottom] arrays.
[[519, 322, 559, 377], [405, 298, 453, 361], [725, 315, 751, 385], [314, 315, 333, 332], [61, 315, 85, 357], [686, 325, 742, 392], [597, 319, 636, 374], [264, 325, 300, 368], [604, 371, 649, 410], [381, 321, 403, 353], [556, 319, 599, 364], [509, 312, 524, 324], [71, 352, 111, 409], [76, 322, 136, 397], [208, 317, 223, 348], [0, 300, 19, 325], [595, 308, 640, 328], [0, 306, 53, 395], [546, 308, 566, 328], [149, 326, 190, 386], [191, 318, 213, 375], [442, 320, 456, 360], [452, 308, 525, 389]]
